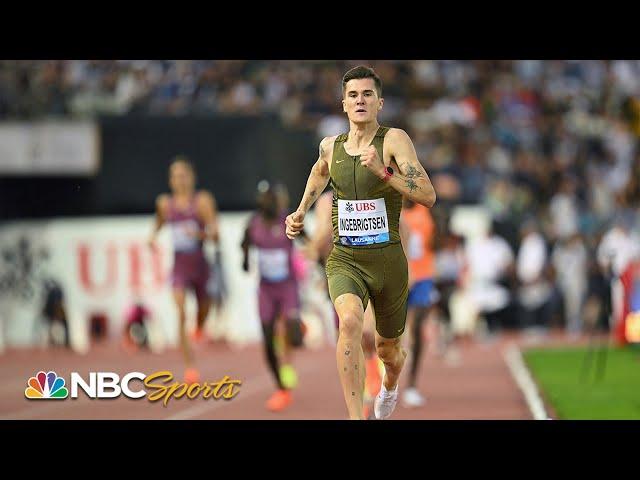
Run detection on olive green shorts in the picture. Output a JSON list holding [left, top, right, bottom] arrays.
[[326, 242, 408, 339]]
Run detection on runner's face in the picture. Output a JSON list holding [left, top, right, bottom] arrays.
[[342, 78, 383, 124], [169, 162, 194, 194], [259, 191, 278, 218]]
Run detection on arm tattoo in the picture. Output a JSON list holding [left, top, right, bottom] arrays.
[[404, 164, 423, 179], [405, 179, 419, 193], [310, 190, 316, 198]]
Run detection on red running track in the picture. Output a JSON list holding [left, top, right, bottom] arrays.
[[0, 335, 548, 420]]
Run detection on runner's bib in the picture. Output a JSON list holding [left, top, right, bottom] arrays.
[[338, 198, 389, 246], [171, 219, 201, 252], [257, 248, 290, 282]]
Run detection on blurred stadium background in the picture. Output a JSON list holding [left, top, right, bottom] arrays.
[[1, 60, 639, 419]]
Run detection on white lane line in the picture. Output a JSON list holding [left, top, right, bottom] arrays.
[[503, 343, 550, 420]]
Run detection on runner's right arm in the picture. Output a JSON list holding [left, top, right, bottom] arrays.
[[286, 137, 333, 240], [195, 190, 220, 245], [148, 194, 169, 249]]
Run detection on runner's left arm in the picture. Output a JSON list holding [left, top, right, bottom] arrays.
[[360, 129, 436, 208], [286, 136, 333, 240], [196, 191, 220, 244]]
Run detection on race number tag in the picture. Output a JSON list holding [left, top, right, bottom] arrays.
[[338, 198, 389, 246], [258, 248, 290, 282], [171, 219, 200, 252]]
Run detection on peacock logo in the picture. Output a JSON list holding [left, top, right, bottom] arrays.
[[25, 371, 69, 399]]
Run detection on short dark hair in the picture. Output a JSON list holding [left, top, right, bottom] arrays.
[[342, 65, 382, 98]]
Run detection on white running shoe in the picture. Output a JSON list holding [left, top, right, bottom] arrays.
[[374, 384, 399, 419], [402, 387, 426, 408]]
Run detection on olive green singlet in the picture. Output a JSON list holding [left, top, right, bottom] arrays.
[[325, 126, 408, 338]]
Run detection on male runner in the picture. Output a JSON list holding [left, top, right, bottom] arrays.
[[286, 66, 436, 420], [400, 196, 437, 408], [149, 156, 219, 384], [242, 180, 304, 412]]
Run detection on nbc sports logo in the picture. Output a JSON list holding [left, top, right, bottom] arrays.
[[25, 371, 69, 399], [21, 370, 241, 404]]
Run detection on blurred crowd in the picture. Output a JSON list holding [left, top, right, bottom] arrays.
[[2, 59, 640, 340], [0, 60, 369, 120]]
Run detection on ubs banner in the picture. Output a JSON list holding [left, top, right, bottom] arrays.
[[0, 214, 262, 352]]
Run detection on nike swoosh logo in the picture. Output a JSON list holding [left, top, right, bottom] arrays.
[[335, 159, 346, 164]]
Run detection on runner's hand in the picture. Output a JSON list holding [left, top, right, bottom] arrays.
[[286, 211, 305, 239], [360, 146, 385, 178]]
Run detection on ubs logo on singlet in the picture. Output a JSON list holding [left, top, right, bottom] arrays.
[[355, 202, 376, 212], [345, 202, 354, 213]]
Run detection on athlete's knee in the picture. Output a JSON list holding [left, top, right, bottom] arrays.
[[376, 338, 401, 363], [412, 308, 427, 335], [285, 318, 304, 348], [261, 322, 277, 351], [197, 299, 211, 316], [338, 311, 363, 340], [261, 321, 275, 339], [173, 295, 186, 317]]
